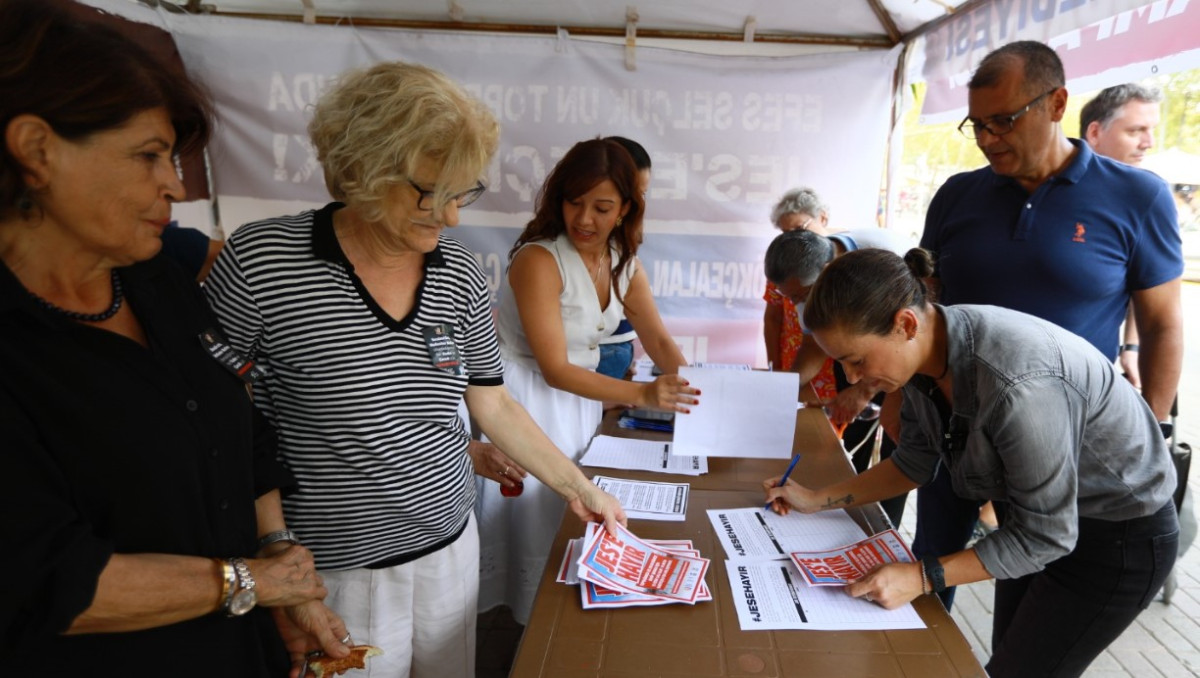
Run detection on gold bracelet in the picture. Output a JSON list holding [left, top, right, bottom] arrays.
[[920, 562, 930, 596], [215, 558, 235, 612]]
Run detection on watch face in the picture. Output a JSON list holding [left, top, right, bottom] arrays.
[[229, 588, 257, 616]]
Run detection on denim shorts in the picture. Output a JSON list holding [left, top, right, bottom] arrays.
[[597, 341, 634, 379]]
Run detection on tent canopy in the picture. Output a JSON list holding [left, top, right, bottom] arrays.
[[144, 0, 976, 47]]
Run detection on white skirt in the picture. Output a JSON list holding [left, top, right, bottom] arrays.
[[474, 359, 601, 624]]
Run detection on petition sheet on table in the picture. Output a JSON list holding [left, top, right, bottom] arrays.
[[727, 560, 925, 631], [708, 507, 866, 561]]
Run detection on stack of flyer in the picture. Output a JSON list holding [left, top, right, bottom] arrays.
[[557, 522, 712, 609]]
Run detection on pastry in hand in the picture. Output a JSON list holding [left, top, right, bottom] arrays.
[[306, 645, 383, 677]]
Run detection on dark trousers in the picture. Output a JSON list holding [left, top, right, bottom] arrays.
[[912, 468, 980, 609], [987, 501, 1179, 678]]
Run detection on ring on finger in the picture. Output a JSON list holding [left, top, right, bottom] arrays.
[[341, 632, 352, 644], [501, 466, 509, 477]]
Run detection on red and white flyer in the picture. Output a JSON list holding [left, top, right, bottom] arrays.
[[789, 529, 915, 587], [576, 522, 710, 604], [579, 543, 712, 609]]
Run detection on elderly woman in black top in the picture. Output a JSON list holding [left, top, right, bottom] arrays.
[[0, 1, 347, 675]]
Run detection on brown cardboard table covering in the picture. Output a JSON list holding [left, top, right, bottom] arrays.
[[509, 408, 986, 677]]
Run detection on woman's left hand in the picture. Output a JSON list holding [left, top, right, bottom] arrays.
[[843, 562, 925, 610], [825, 383, 875, 427], [566, 484, 627, 535], [638, 375, 700, 413], [467, 440, 527, 489]]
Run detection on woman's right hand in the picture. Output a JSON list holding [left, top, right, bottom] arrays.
[[762, 476, 821, 516], [566, 483, 628, 536], [250, 545, 328, 608], [638, 374, 700, 413]]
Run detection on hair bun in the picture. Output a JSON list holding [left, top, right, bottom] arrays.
[[903, 248, 936, 279]]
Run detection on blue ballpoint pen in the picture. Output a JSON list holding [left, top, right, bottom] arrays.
[[765, 454, 801, 511]]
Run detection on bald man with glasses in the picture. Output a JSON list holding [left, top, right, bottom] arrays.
[[915, 41, 1183, 614]]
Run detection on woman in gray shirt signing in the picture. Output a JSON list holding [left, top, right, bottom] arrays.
[[764, 247, 1178, 678]]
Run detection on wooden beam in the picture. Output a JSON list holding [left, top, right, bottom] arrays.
[[865, 0, 902, 45], [902, 0, 992, 43], [196, 10, 896, 49]]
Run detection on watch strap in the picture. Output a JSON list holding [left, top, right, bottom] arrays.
[[231, 557, 256, 591], [922, 554, 946, 594]]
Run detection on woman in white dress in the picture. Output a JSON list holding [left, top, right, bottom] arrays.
[[476, 138, 698, 623]]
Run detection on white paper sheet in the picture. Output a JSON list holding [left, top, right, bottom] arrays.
[[725, 560, 925, 631], [592, 476, 689, 521], [632, 359, 750, 382], [673, 367, 799, 458], [708, 507, 866, 561], [580, 435, 707, 476]]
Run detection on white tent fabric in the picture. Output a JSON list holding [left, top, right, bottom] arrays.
[[1143, 148, 1200, 186], [86, 0, 1200, 365], [152, 0, 968, 43]]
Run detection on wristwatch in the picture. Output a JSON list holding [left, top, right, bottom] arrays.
[[226, 557, 258, 617], [1160, 420, 1174, 440], [922, 554, 946, 594]]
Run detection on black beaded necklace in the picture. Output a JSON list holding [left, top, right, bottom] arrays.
[[26, 270, 124, 322]]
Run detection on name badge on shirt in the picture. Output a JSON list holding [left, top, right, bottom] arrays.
[[423, 324, 463, 376], [199, 328, 266, 385]]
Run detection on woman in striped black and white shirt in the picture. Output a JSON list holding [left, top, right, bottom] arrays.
[[204, 62, 625, 678]]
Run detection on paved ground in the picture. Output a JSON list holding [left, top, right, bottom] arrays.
[[478, 281, 1200, 677]]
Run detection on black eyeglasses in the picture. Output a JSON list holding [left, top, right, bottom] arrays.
[[407, 180, 486, 211], [957, 88, 1058, 139]]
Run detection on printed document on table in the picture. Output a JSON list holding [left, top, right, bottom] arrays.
[[592, 476, 689, 521], [790, 529, 915, 586], [726, 560, 925, 631], [673, 367, 798, 458], [580, 435, 707, 476], [708, 507, 865, 561]]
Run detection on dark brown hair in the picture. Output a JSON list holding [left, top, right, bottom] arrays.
[[803, 248, 936, 335], [510, 138, 644, 303], [0, 0, 213, 214]]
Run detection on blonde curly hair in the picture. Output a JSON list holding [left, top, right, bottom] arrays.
[[308, 62, 499, 222]]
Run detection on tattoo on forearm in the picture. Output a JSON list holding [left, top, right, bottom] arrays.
[[822, 494, 853, 508]]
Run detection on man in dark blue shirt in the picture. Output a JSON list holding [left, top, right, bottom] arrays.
[[916, 41, 1183, 610]]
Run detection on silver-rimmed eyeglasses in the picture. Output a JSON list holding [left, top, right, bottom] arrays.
[[957, 88, 1058, 139], [407, 180, 486, 211]]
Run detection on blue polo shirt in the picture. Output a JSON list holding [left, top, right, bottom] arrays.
[[921, 139, 1181, 360]]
